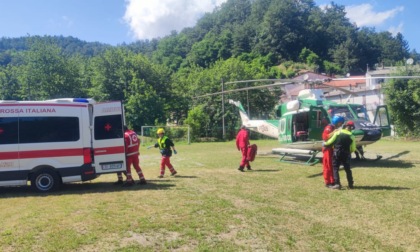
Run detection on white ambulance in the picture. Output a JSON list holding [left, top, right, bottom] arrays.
[[0, 98, 127, 192]]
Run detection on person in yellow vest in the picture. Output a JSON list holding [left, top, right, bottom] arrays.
[[154, 128, 177, 178], [324, 121, 356, 189]]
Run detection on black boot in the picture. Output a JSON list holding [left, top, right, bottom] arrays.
[[238, 166, 244, 172], [246, 165, 252, 170]]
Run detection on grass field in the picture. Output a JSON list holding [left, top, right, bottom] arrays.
[[0, 138, 419, 251]]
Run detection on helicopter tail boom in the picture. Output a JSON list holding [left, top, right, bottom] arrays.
[[229, 99, 278, 139]]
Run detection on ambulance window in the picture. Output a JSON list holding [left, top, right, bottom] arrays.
[[94, 115, 123, 140], [19, 117, 80, 143], [0, 117, 18, 144]]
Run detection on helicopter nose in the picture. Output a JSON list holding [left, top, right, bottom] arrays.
[[362, 129, 382, 141]]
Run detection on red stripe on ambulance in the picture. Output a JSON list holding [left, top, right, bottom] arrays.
[[94, 146, 125, 155], [19, 148, 84, 159], [1, 146, 124, 160]]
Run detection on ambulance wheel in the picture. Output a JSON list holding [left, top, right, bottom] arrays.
[[31, 169, 60, 192]]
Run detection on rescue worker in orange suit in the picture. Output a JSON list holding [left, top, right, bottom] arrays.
[[325, 120, 356, 189], [322, 115, 344, 189], [115, 126, 147, 186], [236, 125, 251, 172], [154, 128, 177, 178]]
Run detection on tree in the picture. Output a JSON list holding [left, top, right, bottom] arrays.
[[18, 38, 84, 100], [299, 48, 320, 67], [173, 57, 282, 139], [89, 47, 172, 130], [184, 105, 210, 140], [384, 68, 420, 137], [374, 32, 410, 66], [330, 37, 361, 74], [254, 0, 313, 60], [0, 65, 21, 100]]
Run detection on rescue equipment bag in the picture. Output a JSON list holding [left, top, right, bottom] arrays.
[[247, 144, 258, 162]]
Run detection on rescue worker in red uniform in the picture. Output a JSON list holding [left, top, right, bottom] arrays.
[[325, 121, 356, 189], [115, 126, 147, 186], [154, 128, 177, 178], [322, 115, 344, 189], [236, 125, 251, 172]]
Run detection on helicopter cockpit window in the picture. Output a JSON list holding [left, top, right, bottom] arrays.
[[328, 105, 356, 121], [350, 105, 369, 121]]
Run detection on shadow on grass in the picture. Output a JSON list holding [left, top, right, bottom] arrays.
[[248, 169, 279, 172], [307, 172, 323, 178], [307, 158, 415, 179], [351, 185, 411, 190], [383, 150, 410, 160], [352, 159, 414, 169], [170, 175, 198, 178], [0, 181, 176, 198]]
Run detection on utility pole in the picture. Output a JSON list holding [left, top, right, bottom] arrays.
[[221, 78, 225, 139]]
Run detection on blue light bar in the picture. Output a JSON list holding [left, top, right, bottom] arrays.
[[73, 98, 90, 103]]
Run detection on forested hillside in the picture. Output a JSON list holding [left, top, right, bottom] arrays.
[[1, 0, 419, 138]]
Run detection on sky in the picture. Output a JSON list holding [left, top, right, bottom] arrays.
[[0, 0, 419, 53]]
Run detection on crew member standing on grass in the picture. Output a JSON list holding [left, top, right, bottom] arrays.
[[236, 125, 251, 172], [322, 115, 344, 189], [154, 128, 177, 178], [115, 126, 147, 186], [324, 120, 356, 190]]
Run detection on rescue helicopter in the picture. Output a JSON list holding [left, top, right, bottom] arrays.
[[228, 87, 389, 165], [198, 75, 420, 165]]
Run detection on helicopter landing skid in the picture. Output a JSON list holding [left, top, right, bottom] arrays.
[[272, 148, 321, 166]]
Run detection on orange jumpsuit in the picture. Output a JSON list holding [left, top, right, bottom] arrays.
[[236, 128, 250, 169], [322, 124, 335, 186]]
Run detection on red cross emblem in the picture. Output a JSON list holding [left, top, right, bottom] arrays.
[[104, 123, 112, 132]]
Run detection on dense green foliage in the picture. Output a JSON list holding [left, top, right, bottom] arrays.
[[1, 0, 419, 138], [384, 67, 420, 137]]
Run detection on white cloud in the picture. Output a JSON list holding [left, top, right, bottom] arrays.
[[345, 4, 404, 27], [389, 22, 404, 36], [48, 16, 74, 29], [61, 16, 73, 28], [123, 0, 227, 40]]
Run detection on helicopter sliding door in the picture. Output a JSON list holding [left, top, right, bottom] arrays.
[[308, 106, 329, 140], [373, 105, 391, 137], [291, 111, 310, 142]]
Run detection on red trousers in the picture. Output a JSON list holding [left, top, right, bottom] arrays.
[[239, 147, 250, 167], [160, 156, 176, 176], [322, 147, 334, 185], [126, 155, 145, 181]]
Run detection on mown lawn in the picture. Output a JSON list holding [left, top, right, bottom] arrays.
[[0, 138, 419, 251]]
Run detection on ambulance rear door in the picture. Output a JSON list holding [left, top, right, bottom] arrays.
[[0, 106, 21, 185], [92, 101, 126, 174]]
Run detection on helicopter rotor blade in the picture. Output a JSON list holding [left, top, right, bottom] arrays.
[[195, 81, 294, 98], [319, 83, 359, 96], [224, 78, 297, 85], [194, 75, 420, 98], [330, 75, 420, 81]]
